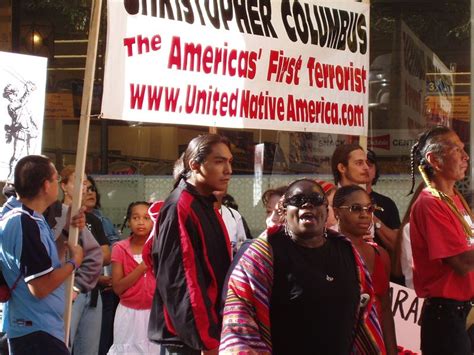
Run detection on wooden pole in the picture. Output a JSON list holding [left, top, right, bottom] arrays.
[[64, 0, 103, 344], [471, 0, 474, 197], [360, 0, 370, 152], [360, 135, 368, 151]]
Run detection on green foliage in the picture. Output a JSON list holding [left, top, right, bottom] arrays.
[[371, 1, 470, 44], [23, 0, 90, 31]]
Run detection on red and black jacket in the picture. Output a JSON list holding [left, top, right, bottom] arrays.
[[148, 179, 232, 350]]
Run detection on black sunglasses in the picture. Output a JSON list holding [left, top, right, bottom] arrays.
[[338, 204, 381, 214], [284, 192, 327, 208]]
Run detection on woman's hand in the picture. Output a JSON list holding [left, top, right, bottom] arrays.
[[136, 261, 147, 274], [98, 275, 113, 291]]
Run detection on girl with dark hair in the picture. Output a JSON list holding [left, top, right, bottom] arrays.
[[333, 185, 397, 355], [149, 134, 233, 355], [220, 179, 385, 354], [408, 125, 474, 354], [109, 201, 159, 354]]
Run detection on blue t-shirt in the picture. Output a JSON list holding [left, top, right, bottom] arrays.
[[0, 204, 65, 341], [0, 196, 19, 216], [91, 209, 120, 245]]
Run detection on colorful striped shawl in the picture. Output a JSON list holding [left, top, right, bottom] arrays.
[[219, 228, 386, 354]]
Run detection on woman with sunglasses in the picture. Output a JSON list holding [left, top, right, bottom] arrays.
[[220, 178, 385, 354], [333, 184, 397, 355], [83, 175, 122, 355]]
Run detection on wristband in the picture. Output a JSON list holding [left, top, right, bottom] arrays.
[[66, 259, 77, 271]]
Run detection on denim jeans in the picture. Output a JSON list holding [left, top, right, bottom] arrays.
[[98, 289, 119, 355], [69, 291, 103, 354], [421, 298, 472, 355], [9, 331, 69, 355]]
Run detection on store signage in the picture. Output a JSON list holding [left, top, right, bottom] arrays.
[[444, 95, 469, 122], [368, 129, 420, 156], [398, 21, 453, 128], [102, 0, 370, 136], [0, 51, 47, 181], [45, 93, 75, 119], [367, 134, 390, 150]]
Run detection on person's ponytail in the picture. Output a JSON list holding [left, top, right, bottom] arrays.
[[172, 152, 188, 189]]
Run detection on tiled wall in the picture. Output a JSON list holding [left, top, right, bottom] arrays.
[[94, 174, 422, 237]]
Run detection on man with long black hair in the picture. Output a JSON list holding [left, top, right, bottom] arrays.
[[148, 134, 233, 355], [410, 126, 474, 354]]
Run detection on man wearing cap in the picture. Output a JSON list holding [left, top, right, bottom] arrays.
[[366, 149, 401, 254]]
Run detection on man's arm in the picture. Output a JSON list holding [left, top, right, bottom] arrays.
[[374, 196, 401, 252], [373, 217, 398, 252], [28, 242, 83, 298], [24, 208, 85, 298], [444, 250, 474, 276], [413, 195, 474, 276]]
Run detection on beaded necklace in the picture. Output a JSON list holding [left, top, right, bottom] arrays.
[[419, 166, 473, 242]]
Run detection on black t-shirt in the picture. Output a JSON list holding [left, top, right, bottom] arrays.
[[370, 190, 401, 230], [269, 230, 359, 355], [86, 212, 109, 246]]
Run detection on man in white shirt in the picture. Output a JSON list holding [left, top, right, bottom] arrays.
[[214, 190, 248, 254]]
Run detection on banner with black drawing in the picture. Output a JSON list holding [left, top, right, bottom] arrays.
[[0, 51, 47, 181]]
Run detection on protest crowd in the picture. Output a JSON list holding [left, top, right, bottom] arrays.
[[0, 126, 472, 355]]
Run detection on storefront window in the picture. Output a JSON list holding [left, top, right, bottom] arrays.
[[2, 0, 471, 234]]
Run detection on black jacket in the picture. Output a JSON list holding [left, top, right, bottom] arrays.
[[148, 180, 231, 350]]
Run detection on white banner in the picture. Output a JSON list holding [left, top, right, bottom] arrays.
[[102, 0, 370, 135], [0, 51, 47, 181], [391, 282, 424, 354]]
